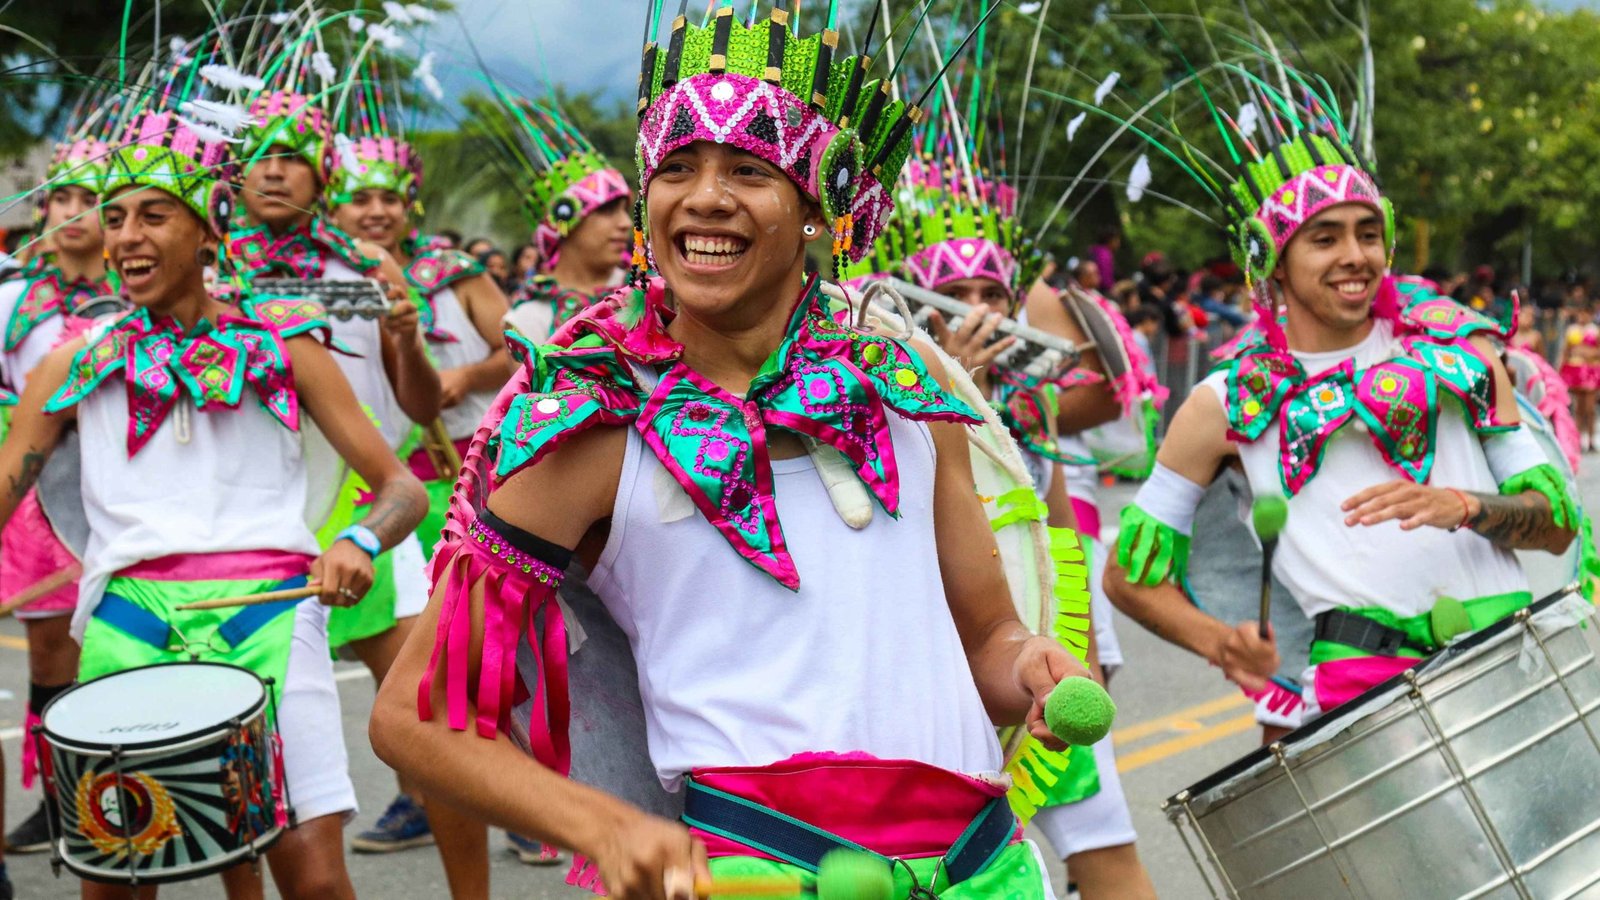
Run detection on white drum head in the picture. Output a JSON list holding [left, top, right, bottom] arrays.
[[44, 663, 265, 749]]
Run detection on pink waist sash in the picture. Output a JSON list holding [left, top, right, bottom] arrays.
[[689, 752, 1017, 861], [116, 550, 313, 584]]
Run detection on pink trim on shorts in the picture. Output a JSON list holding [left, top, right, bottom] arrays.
[[1069, 497, 1102, 540], [1561, 362, 1600, 393], [1312, 655, 1420, 712], [116, 550, 313, 583], [689, 752, 1019, 861], [0, 490, 79, 618]]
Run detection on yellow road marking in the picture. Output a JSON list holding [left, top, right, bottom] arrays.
[[1117, 713, 1258, 774], [1112, 692, 1249, 745], [0, 635, 26, 651]]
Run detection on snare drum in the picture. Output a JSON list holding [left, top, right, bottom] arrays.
[[38, 663, 287, 885], [1165, 590, 1600, 899]]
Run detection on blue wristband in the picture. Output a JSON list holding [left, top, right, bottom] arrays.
[[335, 525, 382, 561]]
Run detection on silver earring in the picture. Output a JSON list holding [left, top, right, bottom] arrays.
[[803, 224, 819, 237]]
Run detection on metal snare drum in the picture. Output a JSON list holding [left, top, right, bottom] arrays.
[[38, 662, 287, 885], [1164, 590, 1600, 899]]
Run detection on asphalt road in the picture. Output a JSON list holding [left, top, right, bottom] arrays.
[[1, 466, 1594, 898]]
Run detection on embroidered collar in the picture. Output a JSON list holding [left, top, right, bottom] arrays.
[[511, 274, 603, 332], [44, 295, 337, 456], [3, 258, 116, 351], [1221, 276, 1514, 495], [490, 276, 981, 588], [225, 220, 379, 281], [405, 248, 484, 345]]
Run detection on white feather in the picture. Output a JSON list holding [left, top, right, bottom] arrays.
[[1066, 111, 1088, 141], [405, 4, 437, 22], [168, 36, 189, 59], [198, 64, 265, 92], [382, 1, 414, 24], [179, 99, 257, 135], [1237, 102, 1260, 138], [347, 15, 366, 32], [268, 11, 292, 24], [178, 116, 243, 145], [311, 51, 336, 84], [367, 23, 406, 50], [334, 134, 363, 174], [1018, 1, 1043, 12], [414, 52, 444, 101], [1093, 72, 1121, 107], [1126, 154, 1152, 203]]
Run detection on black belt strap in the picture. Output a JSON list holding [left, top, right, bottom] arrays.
[[1313, 609, 1432, 657]]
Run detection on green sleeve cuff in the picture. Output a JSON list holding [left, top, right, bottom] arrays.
[[1499, 463, 1579, 532], [1116, 503, 1191, 588]]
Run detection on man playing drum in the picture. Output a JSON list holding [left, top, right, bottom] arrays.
[[371, 6, 1091, 898], [0, 96, 426, 898], [1103, 73, 1579, 738]]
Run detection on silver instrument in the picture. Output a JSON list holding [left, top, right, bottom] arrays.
[[874, 278, 1083, 382], [250, 278, 390, 321], [1060, 283, 1132, 382], [1165, 588, 1600, 899]]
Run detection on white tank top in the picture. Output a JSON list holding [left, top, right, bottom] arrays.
[[427, 285, 497, 440], [323, 259, 412, 450], [587, 409, 1003, 790], [0, 278, 66, 392], [71, 341, 321, 638], [1200, 319, 1528, 620]]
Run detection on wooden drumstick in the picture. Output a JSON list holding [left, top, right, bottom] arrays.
[[694, 877, 803, 896], [174, 585, 323, 611], [0, 565, 83, 617], [1251, 496, 1290, 639]]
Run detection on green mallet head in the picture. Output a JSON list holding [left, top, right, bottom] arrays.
[[1044, 677, 1117, 746], [816, 849, 893, 900], [1251, 495, 1290, 543]]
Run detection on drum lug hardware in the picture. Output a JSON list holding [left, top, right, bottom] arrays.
[[1271, 742, 1359, 897]]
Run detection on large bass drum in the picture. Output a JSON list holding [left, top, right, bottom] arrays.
[[1164, 588, 1600, 899]]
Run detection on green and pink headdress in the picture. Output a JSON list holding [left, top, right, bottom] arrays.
[[633, 1, 936, 274], [895, 152, 1041, 307], [327, 54, 425, 213], [473, 82, 631, 268]]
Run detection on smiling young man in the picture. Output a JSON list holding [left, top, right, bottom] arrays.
[[0, 108, 426, 900], [370, 12, 1089, 900], [324, 124, 511, 886], [1105, 127, 1578, 735]]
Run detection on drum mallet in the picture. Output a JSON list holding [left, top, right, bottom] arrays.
[[1251, 496, 1290, 639], [1045, 676, 1118, 747], [692, 849, 893, 898], [174, 585, 323, 611]]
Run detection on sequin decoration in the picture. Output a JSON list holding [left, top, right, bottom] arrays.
[[225, 220, 379, 281]]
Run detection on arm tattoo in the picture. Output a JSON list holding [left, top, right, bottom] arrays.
[[1467, 490, 1557, 550], [359, 479, 428, 550], [8, 450, 45, 502]]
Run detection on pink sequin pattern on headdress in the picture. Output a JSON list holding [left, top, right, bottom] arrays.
[[48, 138, 111, 178], [248, 91, 332, 176], [904, 156, 1017, 217], [348, 136, 423, 186], [1256, 164, 1383, 253], [534, 167, 631, 264], [124, 112, 234, 173], [904, 238, 1018, 295]]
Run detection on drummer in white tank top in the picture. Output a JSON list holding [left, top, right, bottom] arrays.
[[373, 141, 1094, 898], [1105, 201, 1578, 741]]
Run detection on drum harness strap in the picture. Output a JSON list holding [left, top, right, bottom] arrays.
[[1312, 610, 1432, 658], [1312, 591, 1534, 660], [681, 778, 1016, 895], [93, 575, 310, 653]]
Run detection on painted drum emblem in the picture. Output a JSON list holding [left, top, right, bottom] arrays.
[[74, 771, 182, 858]]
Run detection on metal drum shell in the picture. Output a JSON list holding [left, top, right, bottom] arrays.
[[39, 663, 284, 885], [1165, 592, 1600, 900]]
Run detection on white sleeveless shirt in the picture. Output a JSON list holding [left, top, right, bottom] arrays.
[[0, 278, 66, 392], [71, 331, 321, 638], [1199, 319, 1528, 620], [322, 259, 412, 450], [587, 409, 1003, 790], [427, 285, 496, 440]]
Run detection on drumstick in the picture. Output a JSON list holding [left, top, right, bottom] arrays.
[[1044, 676, 1118, 746], [0, 565, 83, 617], [174, 585, 323, 611], [1251, 496, 1290, 639]]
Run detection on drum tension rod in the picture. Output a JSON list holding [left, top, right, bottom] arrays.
[[1270, 743, 1359, 898], [1164, 792, 1231, 900]]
